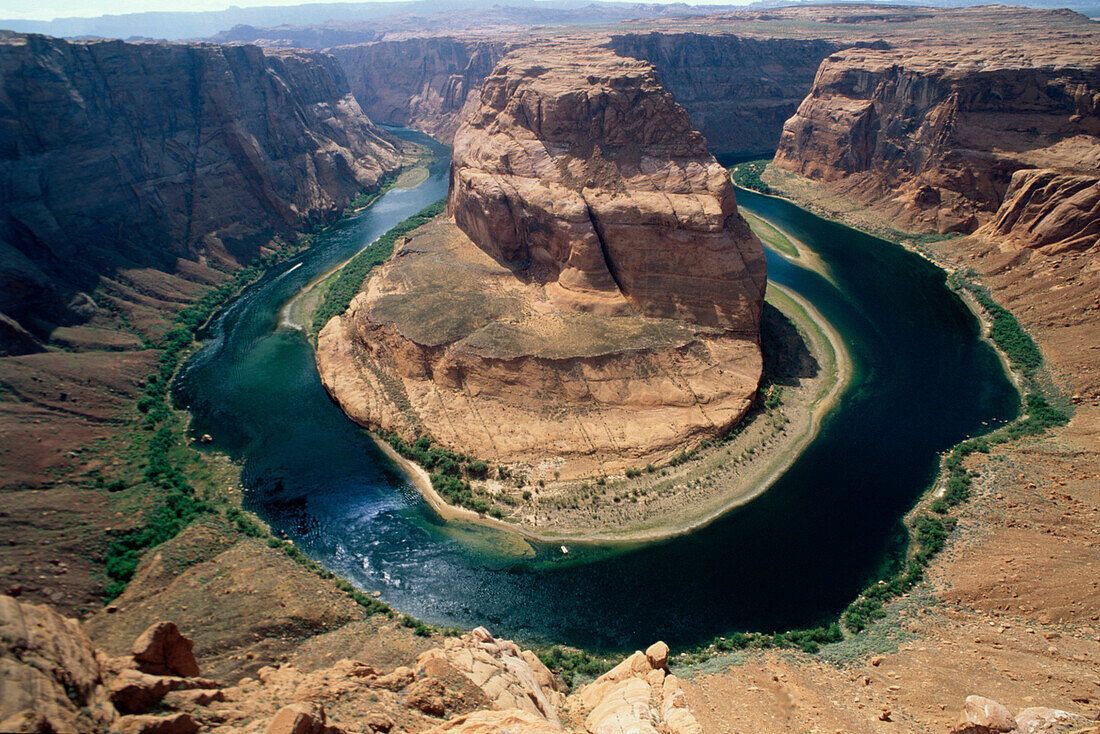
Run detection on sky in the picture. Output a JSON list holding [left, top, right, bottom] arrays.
[[2, 0, 337, 21], [0, 0, 715, 22]]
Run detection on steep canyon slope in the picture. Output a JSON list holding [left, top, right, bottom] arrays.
[[0, 32, 402, 617], [317, 44, 767, 481], [773, 43, 1100, 235], [605, 33, 841, 156], [0, 32, 400, 337], [328, 38, 511, 142]]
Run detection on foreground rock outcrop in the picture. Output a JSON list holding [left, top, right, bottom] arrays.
[[0, 32, 400, 330], [319, 44, 765, 481], [0, 593, 698, 734], [773, 44, 1100, 235]]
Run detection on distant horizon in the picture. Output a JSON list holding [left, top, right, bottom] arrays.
[[0, 0, 736, 23]]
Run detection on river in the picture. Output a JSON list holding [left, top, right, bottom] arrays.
[[174, 131, 1018, 651]]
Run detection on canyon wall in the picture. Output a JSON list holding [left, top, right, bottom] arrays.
[[329, 38, 511, 142], [606, 32, 842, 156], [0, 32, 400, 328], [773, 46, 1100, 235]]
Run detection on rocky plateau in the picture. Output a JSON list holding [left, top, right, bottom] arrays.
[[317, 43, 767, 479]]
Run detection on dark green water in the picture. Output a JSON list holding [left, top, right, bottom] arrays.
[[175, 134, 1018, 651]]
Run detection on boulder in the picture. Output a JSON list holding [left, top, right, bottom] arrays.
[[108, 669, 173, 714], [265, 703, 343, 734], [423, 708, 561, 733], [1015, 707, 1081, 733], [374, 665, 417, 691], [952, 695, 1017, 733], [132, 622, 201, 678], [116, 713, 200, 734], [644, 641, 669, 670]]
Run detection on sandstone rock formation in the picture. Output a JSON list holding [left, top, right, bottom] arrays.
[[984, 169, 1100, 254], [566, 645, 701, 734], [450, 44, 767, 330], [773, 45, 1100, 235], [606, 33, 841, 156], [329, 39, 511, 142], [0, 32, 400, 330], [317, 217, 763, 480], [0, 593, 703, 734], [319, 44, 765, 480]]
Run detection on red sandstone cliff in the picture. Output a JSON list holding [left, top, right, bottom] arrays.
[[449, 43, 767, 332], [773, 45, 1100, 236]]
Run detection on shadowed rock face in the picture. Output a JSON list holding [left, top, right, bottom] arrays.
[[329, 38, 511, 142], [774, 46, 1100, 234], [606, 32, 842, 156], [449, 44, 767, 332], [0, 32, 400, 326]]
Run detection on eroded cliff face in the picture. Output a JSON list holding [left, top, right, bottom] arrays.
[[0, 32, 400, 328], [329, 38, 511, 142], [606, 33, 842, 156], [773, 46, 1100, 234], [450, 44, 767, 331], [319, 44, 765, 479], [983, 168, 1100, 254]]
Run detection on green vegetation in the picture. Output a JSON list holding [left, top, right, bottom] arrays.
[[382, 431, 506, 517], [744, 211, 799, 258], [535, 646, 616, 688], [837, 271, 1069, 633], [312, 198, 447, 335], [675, 622, 844, 665], [949, 271, 1043, 379], [729, 158, 773, 194]]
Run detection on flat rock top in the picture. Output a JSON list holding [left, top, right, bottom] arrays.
[[471, 42, 709, 163], [363, 216, 710, 359]]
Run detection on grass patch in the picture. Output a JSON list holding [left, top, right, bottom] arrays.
[[744, 211, 799, 258], [535, 645, 617, 688], [729, 158, 773, 194], [312, 198, 447, 335]]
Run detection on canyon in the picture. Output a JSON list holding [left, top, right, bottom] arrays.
[[316, 44, 767, 485], [0, 4, 1099, 734], [0, 32, 401, 346]]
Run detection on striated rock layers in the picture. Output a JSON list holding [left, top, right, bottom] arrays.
[[774, 46, 1100, 235], [449, 44, 767, 330], [606, 33, 842, 156], [329, 38, 511, 142], [0, 32, 400, 328], [319, 45, 766, 479]]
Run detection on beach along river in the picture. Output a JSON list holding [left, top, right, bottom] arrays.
[[174, 132, 1018, 651]]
